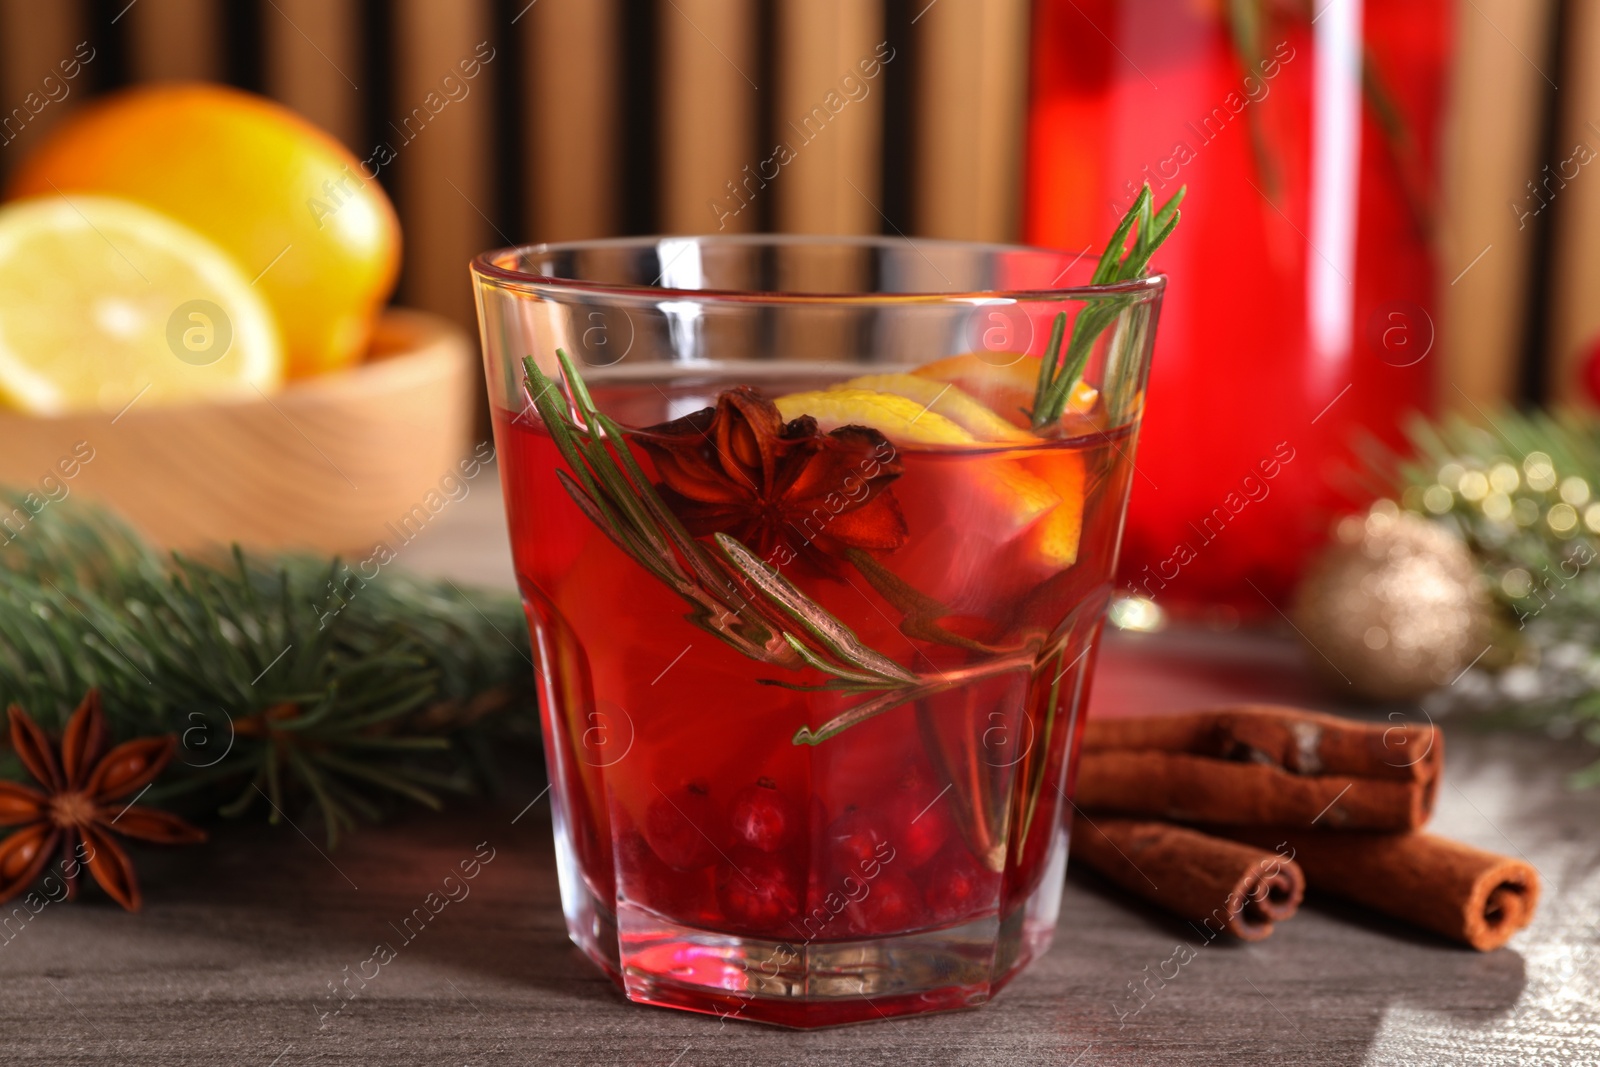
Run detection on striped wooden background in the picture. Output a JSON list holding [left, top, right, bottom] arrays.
[[0, 0, 1028, 349], [0, 0, 1589, 408]]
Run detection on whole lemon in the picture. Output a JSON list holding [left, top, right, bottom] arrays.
[[7, 83, 401, 379]]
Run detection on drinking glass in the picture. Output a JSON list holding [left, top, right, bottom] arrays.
[[472, 235, 1165, 1027]]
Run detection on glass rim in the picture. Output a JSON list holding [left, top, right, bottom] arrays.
[[470, 233, 1168, 303]]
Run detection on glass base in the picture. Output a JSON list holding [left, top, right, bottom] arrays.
[[562, 830, 1069, 1028]]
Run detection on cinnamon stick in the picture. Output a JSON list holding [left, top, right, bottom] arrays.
[[1218, 827, 1539, 951], [1070, 817, 1305, 941], [1078, 705, 1441, 830]]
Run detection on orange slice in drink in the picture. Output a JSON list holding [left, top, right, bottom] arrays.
[[1021, 452, 1087, 567], [987, 457, 1062, 538]]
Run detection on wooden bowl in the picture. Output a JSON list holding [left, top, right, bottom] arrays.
[[0, 308, 479, 554]]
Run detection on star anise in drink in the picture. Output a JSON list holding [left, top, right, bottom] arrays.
[[0, 690, 205, 912], [635, 387, 908, 574]]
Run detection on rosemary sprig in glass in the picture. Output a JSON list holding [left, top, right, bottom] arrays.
[[1030, 183, 1184, 430]]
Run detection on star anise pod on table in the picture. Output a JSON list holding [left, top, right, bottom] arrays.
[[635, 387, 908, 574], [0, 690, 205, 912]]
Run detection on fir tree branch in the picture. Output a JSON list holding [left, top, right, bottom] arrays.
[[1389, 410, 1600, 786], [0, 492, 535, 844]]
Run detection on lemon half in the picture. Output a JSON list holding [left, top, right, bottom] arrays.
[[0, 195, 282, 414]]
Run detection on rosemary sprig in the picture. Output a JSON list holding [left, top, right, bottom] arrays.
[[1030, 183, 1184, 430], [521, 351, 1036, 744]]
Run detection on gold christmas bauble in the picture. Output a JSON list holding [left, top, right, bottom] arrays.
[[1293, 505, 1491, 701]]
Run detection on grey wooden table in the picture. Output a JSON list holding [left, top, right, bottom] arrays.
[[3, 487, 1596, 1066]]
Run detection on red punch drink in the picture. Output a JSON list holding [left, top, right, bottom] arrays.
[[474, 227, 1169, 1026]]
